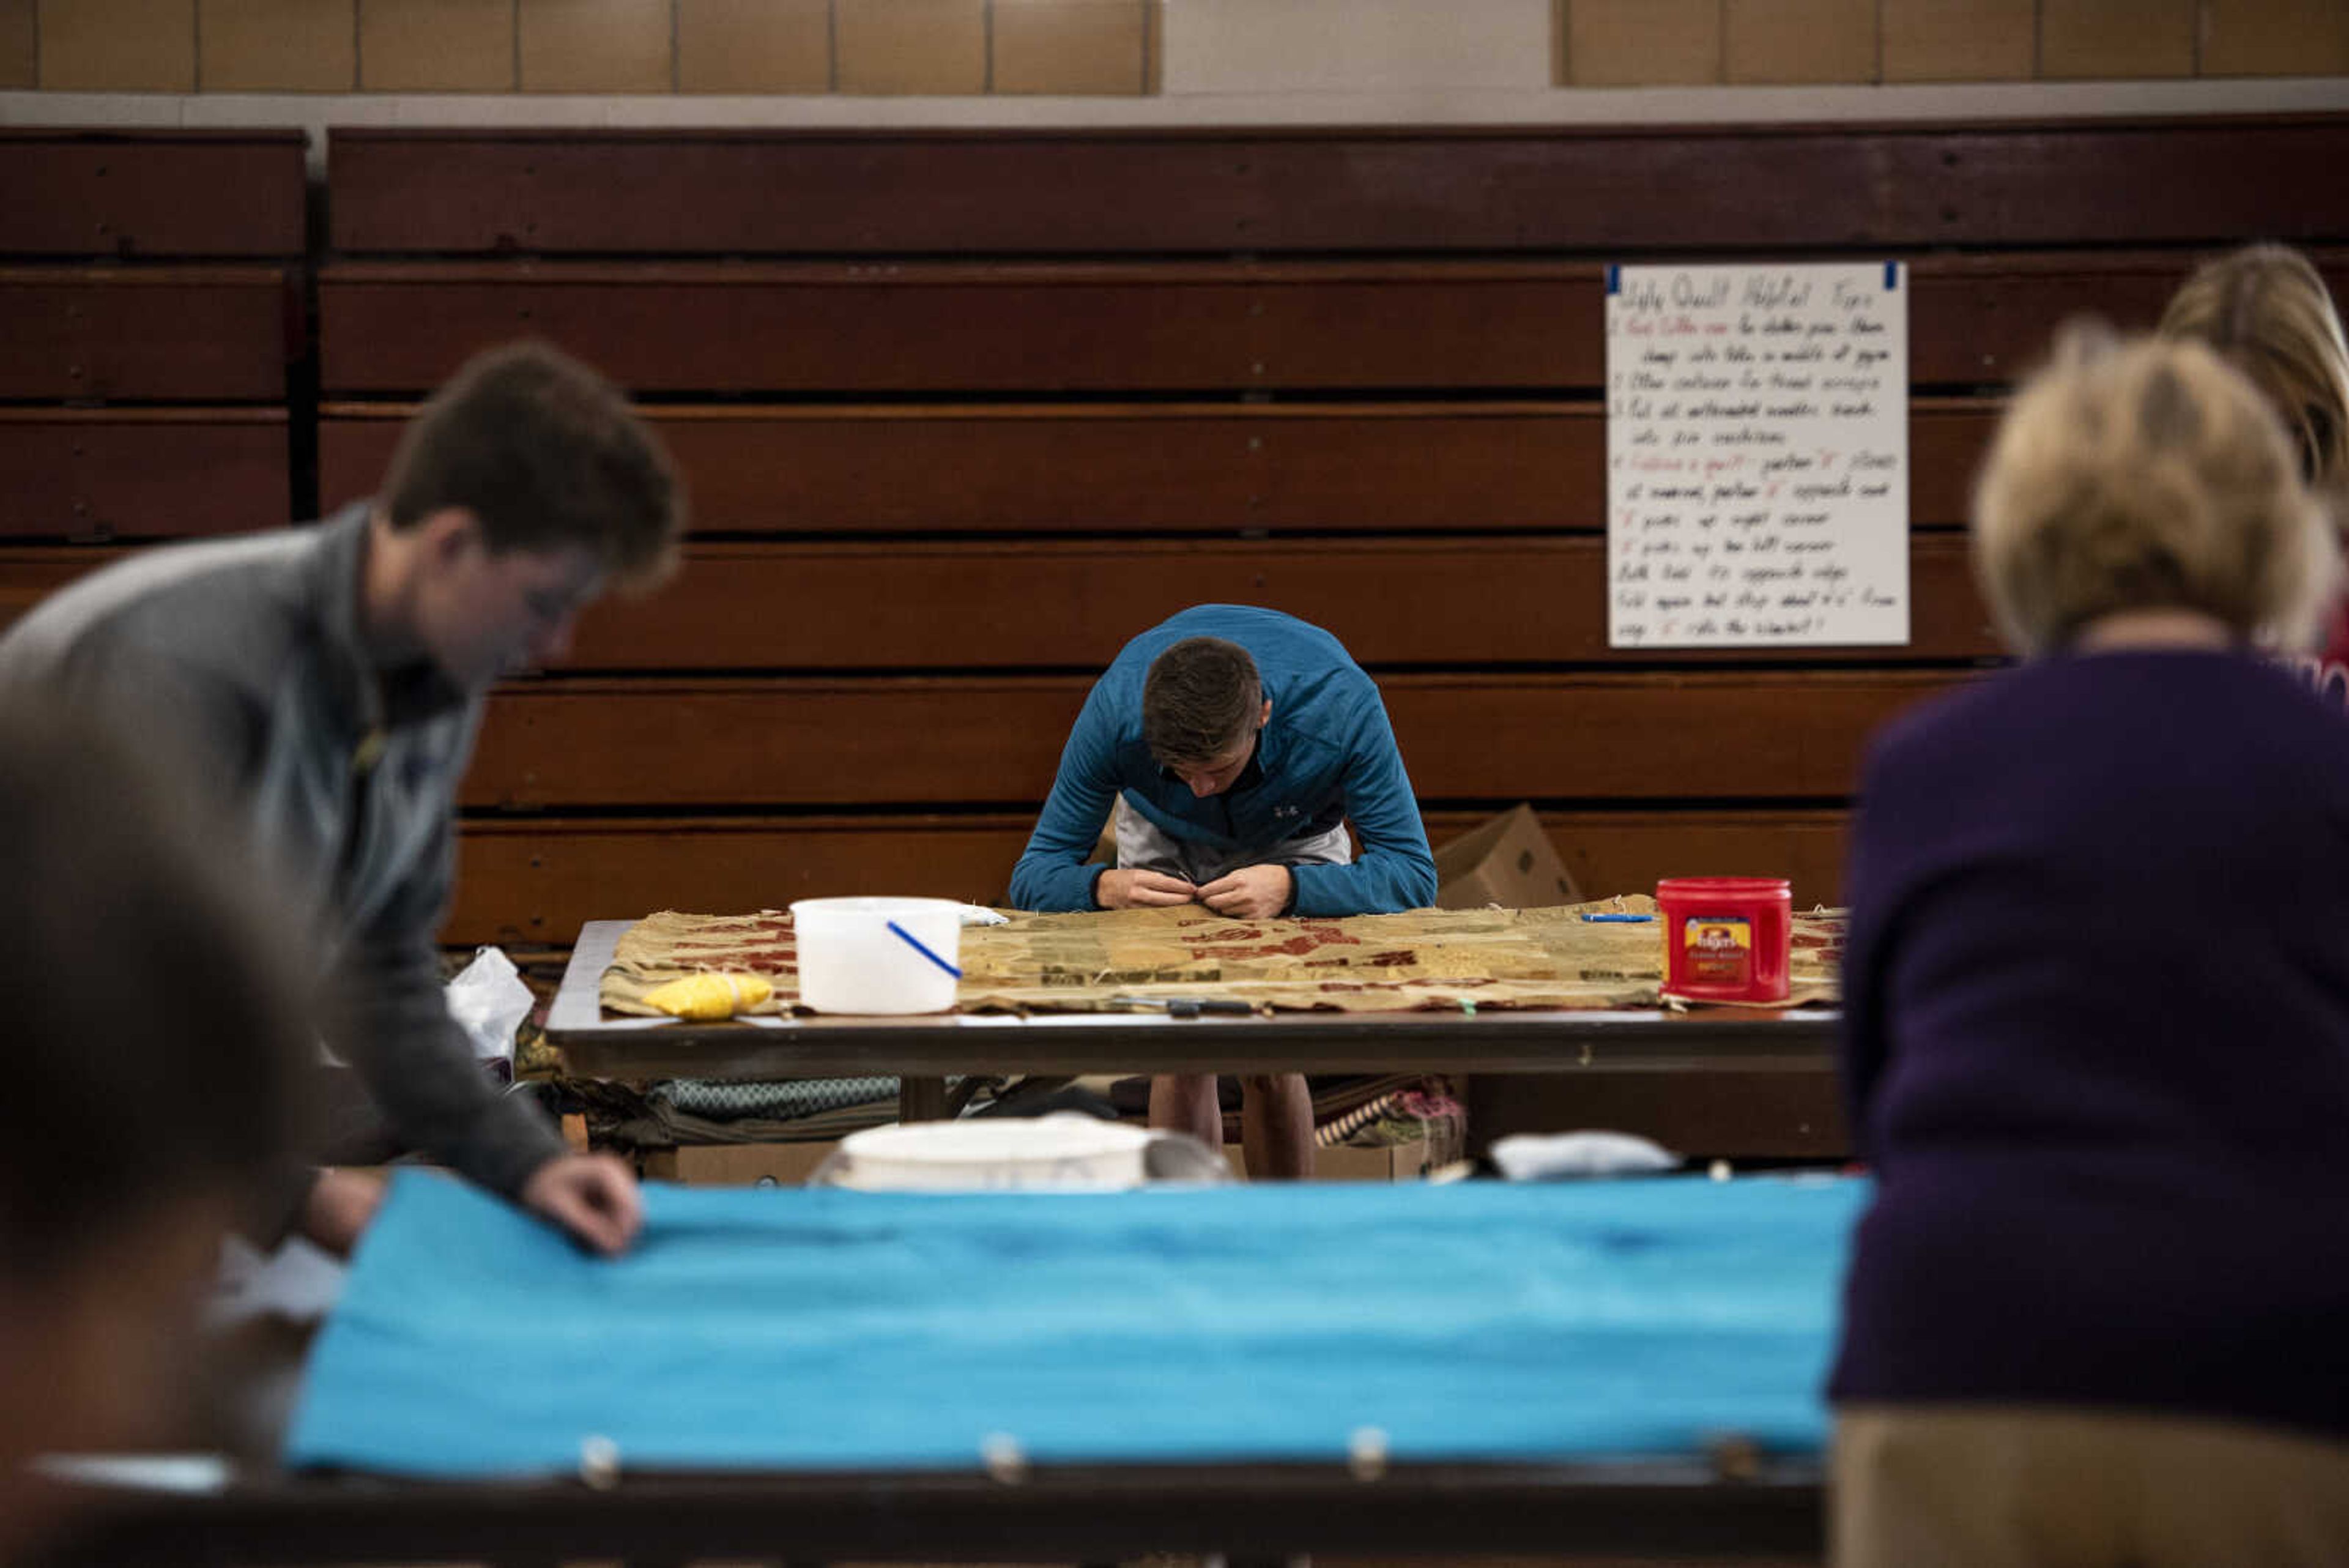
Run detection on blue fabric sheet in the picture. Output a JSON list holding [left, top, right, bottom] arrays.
[[284, 1172, 1865, 1479]]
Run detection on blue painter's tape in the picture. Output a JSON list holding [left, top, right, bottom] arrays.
[[1885, 261, 1899, 291], [1606, 264, 1620, 295]]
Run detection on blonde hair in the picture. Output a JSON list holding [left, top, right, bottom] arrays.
[[2159, 245, 2349, 489], [1973, 329, 2339, 655]]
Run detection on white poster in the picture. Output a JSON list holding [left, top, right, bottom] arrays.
[[1606, 262, 1909, 648]]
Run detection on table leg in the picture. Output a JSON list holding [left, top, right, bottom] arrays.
[[899, 1074, 950, 1122]]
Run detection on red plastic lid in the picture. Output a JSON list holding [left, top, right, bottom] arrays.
[[1656, 877, 1791, 897]]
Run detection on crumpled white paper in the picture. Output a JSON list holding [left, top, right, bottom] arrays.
[[1489, 1130, 1681, 1181], [445, 945, 534, 1068]]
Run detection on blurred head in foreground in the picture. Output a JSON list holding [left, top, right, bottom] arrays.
[[0, 702, 310, 1553], [1972, 326, 2340, 658], [2159, 243, 2349, 494]]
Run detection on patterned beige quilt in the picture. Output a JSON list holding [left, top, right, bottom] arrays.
[[598, 896, 1844, 1017]]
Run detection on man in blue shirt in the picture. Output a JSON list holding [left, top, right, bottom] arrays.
[[1009, 605, 1436, 1177]]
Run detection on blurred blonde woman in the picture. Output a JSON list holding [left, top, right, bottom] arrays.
[[2162, 243, 2349, 702], [1830, 332, 2349, 1567]]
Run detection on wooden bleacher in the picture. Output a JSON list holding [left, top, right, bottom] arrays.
[[307, 118, 2349, 959], [7, 116, 2349, 1155], [0, 129, 303, 564]]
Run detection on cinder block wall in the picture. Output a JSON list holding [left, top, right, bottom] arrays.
[[1559, 0, 2347, 85], [3, 0, 2341, 97], [2, 0, 1157, 95]]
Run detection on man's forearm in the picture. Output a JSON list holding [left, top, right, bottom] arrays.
[[1290, 850, 1436, 916], [332, 946, 566, 1199]]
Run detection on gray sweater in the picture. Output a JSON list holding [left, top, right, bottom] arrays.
[[0, 505, 565, 1231]]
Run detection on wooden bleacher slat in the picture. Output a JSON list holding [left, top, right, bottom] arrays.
[[319, 262, 1534, 393], [0, 130, 307, 258], [0, 267, 293, 400], [444, 806, 1854, 947], [0, 411, 288, 540], [558, 535, 1996, 669], [0, 535, 1998, 664], [460, 671, 1959, 810], [1388, 673, 1951, 801], [324, 402, 1603, 531], [321, 399, 2001, 533], [328, 119, 2349, 256], [315, 254, 2345, 396], [1912, 261, 2176, 386]]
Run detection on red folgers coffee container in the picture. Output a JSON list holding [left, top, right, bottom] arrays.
[[1657, 877, 1793, 1002]]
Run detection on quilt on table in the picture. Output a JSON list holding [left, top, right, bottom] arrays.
[[599, 898, 1844, 1017], [286, 1170, 1865, 1479]]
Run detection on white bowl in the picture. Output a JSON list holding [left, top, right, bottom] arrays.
[[833, 1114, 1153, 1191]]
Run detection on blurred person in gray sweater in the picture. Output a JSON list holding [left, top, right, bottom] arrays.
[[0, 341, 683, 1260]]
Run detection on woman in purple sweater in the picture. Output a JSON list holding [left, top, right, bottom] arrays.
[[1830, 332, 2349, 1566]]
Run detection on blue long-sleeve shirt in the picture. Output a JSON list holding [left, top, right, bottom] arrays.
[[1008, 606, 1436, 916]]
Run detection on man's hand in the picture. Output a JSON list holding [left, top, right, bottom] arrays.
[[521, 1153, 644, 1257], [1197, 863, 1293, 919], [1096, 868, 1198, 908], [299, 1168, 387, 1258]]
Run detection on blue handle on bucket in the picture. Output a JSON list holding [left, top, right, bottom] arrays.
[[886, 920, 963, 979]]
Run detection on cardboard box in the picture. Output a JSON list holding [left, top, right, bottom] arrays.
[[1223, 1136, 1431, 1182], [1316, 1137, 1433, 1182], [642, 1140, 838, 1187], [1432, 803, 1582, 910]]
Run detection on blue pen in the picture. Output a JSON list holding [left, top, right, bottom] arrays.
[[1581, 912, 1656, 923]]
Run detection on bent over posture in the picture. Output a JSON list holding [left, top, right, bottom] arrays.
[[0, 341, 684, 1257], [1009, 605, 1436, 1177]]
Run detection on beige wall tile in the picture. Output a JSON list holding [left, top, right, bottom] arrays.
[[362, 0, 514, 89], [1726, 0, 1877, 81], [1161, 0, 1548, 92], [201, 0, 355, 89], [2041, 0, 2195, 76], [1882, 0, 2033, 80], [836, 0, 984, 93], [993, 0, 1145, 94], [677, 0, 828, 92], [1567, 0, 1720, 84], [520, 0, 670, 92], [2201, 0, 2349, 75], [0, 0, 35, 87], [39, 0, 196, 89], [1145, 0, 1160, 90]]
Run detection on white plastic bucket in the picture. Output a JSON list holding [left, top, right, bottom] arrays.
[[831, 1114, 1154, 1191], [788, 896, 966, 1014]]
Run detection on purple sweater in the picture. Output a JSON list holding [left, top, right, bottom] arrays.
[[1829, 650, 2349, 1441]]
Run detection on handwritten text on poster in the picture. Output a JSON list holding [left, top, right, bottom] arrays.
[[1606, 263, 1909, 648]]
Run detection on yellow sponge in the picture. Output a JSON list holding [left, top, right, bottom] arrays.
[[639, 972, 774, 1020]]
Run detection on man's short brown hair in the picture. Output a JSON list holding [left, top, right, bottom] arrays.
[[382, 340, 683, 586], [1143, 636, 1263, 765]]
